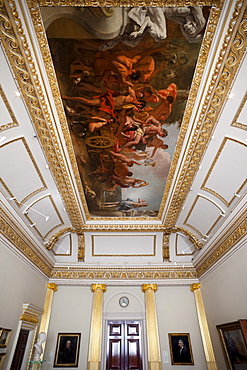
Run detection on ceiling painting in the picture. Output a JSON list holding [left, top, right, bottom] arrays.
[[41, 5, 210, 218]]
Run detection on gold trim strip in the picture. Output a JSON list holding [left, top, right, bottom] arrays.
[[231, 91, 247, 131], [37, 0, 222, 5], [0, 85, 19, 132], [20, 314, 39, 324]]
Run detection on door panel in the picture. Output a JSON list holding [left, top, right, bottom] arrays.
[[10, 329, 29, 370], [106, 321, 142, 370]]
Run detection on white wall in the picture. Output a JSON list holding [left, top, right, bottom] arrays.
[[200, 243, 247, 370], [156, 286, 207, 370], [43, 284, 207, 370], [0, 240, 47, 369], [43, 285, 93, 370]]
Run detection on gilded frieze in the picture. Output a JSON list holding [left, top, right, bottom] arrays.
[[51, 266, 197, 280]]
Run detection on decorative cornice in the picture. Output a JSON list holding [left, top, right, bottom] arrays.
[[196, 209, 247, 277], [47, 283, 58, 291], [0, 204, 52, 277], [190, 283, 201, 292], [51, 267, 197, 280], [164, 0, 247, 228], [142, 284, 158, 292], [91, 283, 107, 292]]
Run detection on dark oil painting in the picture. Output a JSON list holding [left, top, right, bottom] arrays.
[[41, 5, 210, 217]]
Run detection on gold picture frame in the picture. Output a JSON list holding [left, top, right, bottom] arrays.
[[217, 320, 247, 370], [168, 333, 194, 365], [0, 328, 12, 348], [54, 333, 81, 367]]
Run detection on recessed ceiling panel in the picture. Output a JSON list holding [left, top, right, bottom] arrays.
[[92, 234, 156, 257], [40, 5, 210, 219], [0, 138, 46, 205], [202, 138, 247, 206], [185, 196, 221, 236]]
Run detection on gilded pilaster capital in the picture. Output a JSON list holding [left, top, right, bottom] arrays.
[[190, 283, 201, 292], [91, 284, 106, 293], [20, 314, 39, 324], [142, 284, 157, 293], [47, 283, 58, 292]]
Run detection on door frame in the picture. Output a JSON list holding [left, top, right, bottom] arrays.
[[101, 292, 148, 370]]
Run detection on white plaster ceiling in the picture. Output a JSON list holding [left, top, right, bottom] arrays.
[[0, 0, 246, 285]]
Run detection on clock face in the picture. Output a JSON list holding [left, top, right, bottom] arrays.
[[119, 296, 129, 308]]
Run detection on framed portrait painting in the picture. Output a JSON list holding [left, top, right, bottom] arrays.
[[0, 329, 12, 348], [217, 320, 247, 370], [54, 333, 81, 367], [169, 333, 194, 365]]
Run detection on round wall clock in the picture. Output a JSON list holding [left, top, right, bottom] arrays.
[[119, 296, 129, 308]]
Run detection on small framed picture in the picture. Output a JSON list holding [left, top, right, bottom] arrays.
[[0, 329, 12, 348], [169, 333, 194, 365], [217, 320, 247, 370], [54, 333, 81, 367], [0, 353, 6, 369]]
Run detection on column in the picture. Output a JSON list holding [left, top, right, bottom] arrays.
[[142, 284, 161, 370], [87, 284, 106, 370], [190, 283, 218, 370], [39, 283, 58, 360]]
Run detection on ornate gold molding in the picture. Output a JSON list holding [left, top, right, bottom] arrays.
[[1, 204, 52, 277], [142, 284, 158, 292], [172, 226, 203, 250], [0, 0, 85, 229], [20, 314, 39, 324], [190, 283, 201, 292], [51, 267, 197, 280], [45, 227, 76, 250], [37, 1, 222, 7], [91, 283, 106, 292], [78, 233, 85, 262], [47, 282, 58, 291], [164, 0, 247, 228], [196, 209, 247, 277]]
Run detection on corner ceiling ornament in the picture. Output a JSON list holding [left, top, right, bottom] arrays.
[[164, 0, 247, 228]]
